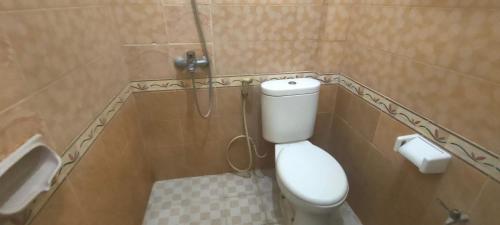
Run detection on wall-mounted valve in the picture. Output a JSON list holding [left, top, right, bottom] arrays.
[[174, 50, 209, 73], [437, 199, 469, 225]]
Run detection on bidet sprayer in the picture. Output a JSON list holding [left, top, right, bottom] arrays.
[[241, 79, 252, 97]]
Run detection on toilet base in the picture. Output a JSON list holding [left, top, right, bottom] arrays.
[[279, 194, 356, 225], [293, 210, 331, 225]]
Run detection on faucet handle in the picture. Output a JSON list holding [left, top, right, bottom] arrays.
[[186, 50, 196, 59]]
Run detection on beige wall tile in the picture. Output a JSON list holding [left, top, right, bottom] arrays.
[[123, 45, 146, 79], [29, 68, 96, 151], [142, 119, 184, 148], [292, 40, 318, 71], [343, 92, 381, 140], [0, 103, 51, 161], [162, 0, 210, 4], [0, 10, 80, 91], [145, 145, 188, 180], [0, 0, 100, 11], [71, 7, 120, 64], [296, 5, 322, 40], [353, 148, 400, 225], [104, 0, 157, 4], [133, 86, 274, 179], [333, 86, 351, 118], [320, 5, 351, 41], [68, 138, 122, 224], [30, 182, 89, 225], [254, 41, 294, 74], [255, 5, 297, 41], [213, 0, 297, 4], [184, 140, 229, 175], [181, 113, 222, 143], [310, 112, 333, 149], [469, 180, 500, 225], [331, 88, 499, 225], [433, 158, 487, 211], [67, 98, 151, 225], [345, 42, 500, 153], [164, 5, 212, 43], [350, 6, 500, 84], [318, 85, 337, 113], [112, 4, 167, 44], [84, 56, 129, 115], [356, 0, 500, 8], [0, 0, 39, 10], [134, 90, 188, 121], [372, 113, 413, 166], [124, 45, 173, 80], [324, 0, 354, 4], [213, 5, 256, 42], [315, 41, 346, 73], [214, 41, 256, 75], [216, 87, 243, 116], [0, 31, 28, 112]]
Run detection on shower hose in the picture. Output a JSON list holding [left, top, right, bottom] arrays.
[[190, 0, 213, 118], [226, 80, 268, 176]]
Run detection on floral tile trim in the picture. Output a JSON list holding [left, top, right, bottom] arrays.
[[129, 72, 322, 92], [325, 73, 500, 181], [130, 72, 500, 180], [16, 72, 500, 225], [17, 86, 133, 225], [16, 72, 320, 225]]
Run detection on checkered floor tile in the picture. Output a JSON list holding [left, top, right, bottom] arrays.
[[142, 170, 362, 225]]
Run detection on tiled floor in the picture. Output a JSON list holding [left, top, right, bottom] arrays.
[[142, 170, 362, 225]]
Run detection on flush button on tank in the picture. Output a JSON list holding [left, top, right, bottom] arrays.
[[288, 81, 297, 85]]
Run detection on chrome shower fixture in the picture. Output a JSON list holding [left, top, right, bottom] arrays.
[[174, 50, 209, 73]]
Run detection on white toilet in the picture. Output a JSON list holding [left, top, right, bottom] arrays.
[[261, 78, 349, 225]]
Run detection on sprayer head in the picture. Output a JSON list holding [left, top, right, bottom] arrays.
[[241, 79, 252, 97]]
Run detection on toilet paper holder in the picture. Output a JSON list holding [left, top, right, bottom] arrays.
[[394, 134, 451, 174]]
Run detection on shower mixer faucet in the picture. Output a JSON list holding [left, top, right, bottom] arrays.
[[174, 50, 209, 73]]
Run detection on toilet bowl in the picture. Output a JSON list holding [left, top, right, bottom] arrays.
[[275, 141, 348, 225], [260, 78, 349, 225]]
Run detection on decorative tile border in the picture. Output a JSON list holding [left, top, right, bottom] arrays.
[[14, 86, 133, 225], [324, 73, 500, 181], [130, 72, 500, 181], [16, 72, 319, 225], [13, 72, 499, 225], [129, 72, 321, 92]]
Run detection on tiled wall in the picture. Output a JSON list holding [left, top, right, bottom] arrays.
[[120, 0, 328, 80], [331, 0, 500, 155], [316, 0, 350, 73], [132, 84, 336, 180], [1, 1, 499, 225], [0, 1, 128, 160], [317, 2, 500, 225], [328, 87, 500, 225], [0, 2, 145, 225], [29, 98, 153, 225]]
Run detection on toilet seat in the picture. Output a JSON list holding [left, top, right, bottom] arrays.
[[276, 141, 348, 206]]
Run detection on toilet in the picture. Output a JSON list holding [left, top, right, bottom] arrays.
[[261, 78, 349, 225]]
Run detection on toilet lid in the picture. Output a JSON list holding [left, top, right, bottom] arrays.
[[276, 142, 348, 206]]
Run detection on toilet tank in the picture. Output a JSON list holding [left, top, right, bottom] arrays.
[[261, 78, 321, 143]]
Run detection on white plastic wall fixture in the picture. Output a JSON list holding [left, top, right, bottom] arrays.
[[0, 134, 62, 217], [394, 134, 451, 174]]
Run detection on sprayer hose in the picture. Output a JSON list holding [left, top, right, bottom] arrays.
[[226, 94, 267, 173]]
